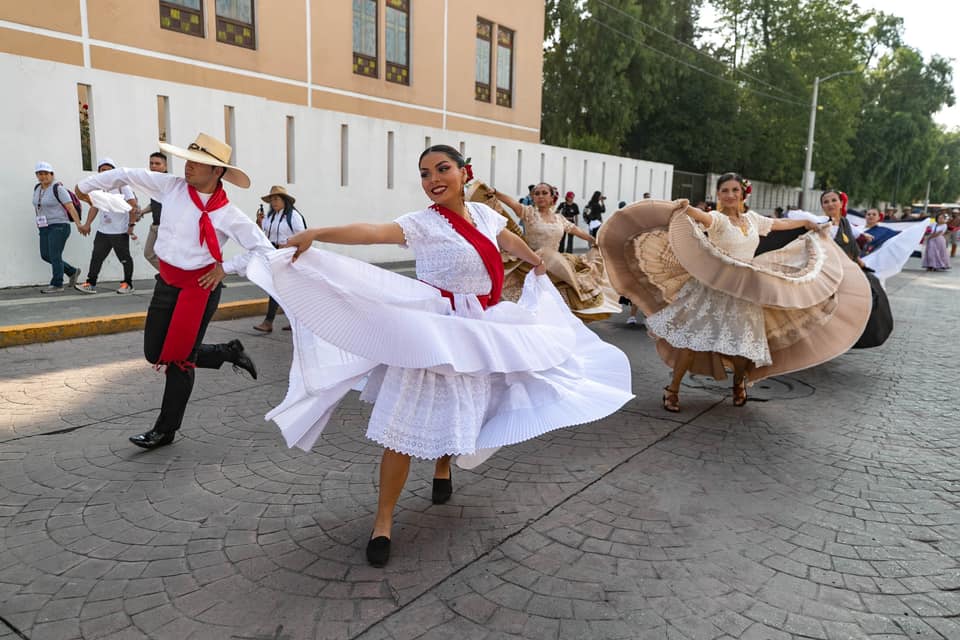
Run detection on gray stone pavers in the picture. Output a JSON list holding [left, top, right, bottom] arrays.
[[1, 260, 959, 638]]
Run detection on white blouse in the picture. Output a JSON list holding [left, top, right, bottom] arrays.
[[79, 168, 274, 275], [395, 202, 507, 295]]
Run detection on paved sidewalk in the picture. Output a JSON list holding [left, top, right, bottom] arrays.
[[0, 261, 415, 348], [1, 259, 958, 639]]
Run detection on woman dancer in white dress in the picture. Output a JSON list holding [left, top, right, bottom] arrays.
[[257, 145, 633, 567], [646, 173, 818, 410]]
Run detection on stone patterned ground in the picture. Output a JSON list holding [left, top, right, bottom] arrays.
[[0, 261, 958, 639]]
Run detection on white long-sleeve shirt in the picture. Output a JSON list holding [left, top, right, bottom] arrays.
[[260, 207, 306, 246], [78, 168, 273, 275]]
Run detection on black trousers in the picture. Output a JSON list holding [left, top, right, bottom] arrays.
[[143, 276, 229, 434], [558, 233, 575, 253], [87, 231, 133, 286]]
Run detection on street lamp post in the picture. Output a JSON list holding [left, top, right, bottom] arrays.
[[799, 70, 858, 210]]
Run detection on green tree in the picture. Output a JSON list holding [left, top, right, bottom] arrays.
[[839, 48, 955, 205], [542, 0, 644, 154]]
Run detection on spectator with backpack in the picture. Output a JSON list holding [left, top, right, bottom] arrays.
[[32, 161, 83, 293], [583, 191, 606, 238], [74, 158, 139, 294], [253, 186, 306, 333]]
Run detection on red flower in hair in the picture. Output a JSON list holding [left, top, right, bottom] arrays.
[[840, 191, 848, 216], [742, 179, 752, 196], [463, 157, 474, 182]]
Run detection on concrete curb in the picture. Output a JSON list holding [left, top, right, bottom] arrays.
[[0, 299, 268, 348]]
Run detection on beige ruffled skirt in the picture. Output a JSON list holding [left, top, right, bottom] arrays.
[[599, 200, 870, 382]]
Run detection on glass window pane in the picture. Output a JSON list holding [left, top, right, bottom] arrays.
[[215, 0, 251, 23], [353, 0, 376, 57], [476, 39, 490, 83], [386, 7, 408, 65], [166, 0, 201, 9], [497, 44, 511, 90]]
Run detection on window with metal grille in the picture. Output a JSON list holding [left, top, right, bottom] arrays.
[[353, 0, 378, 78], [216, 0, 256, 49], [385, 0, 410, 85], [160, 0, 204, 38], [475, 18, 492, 102]]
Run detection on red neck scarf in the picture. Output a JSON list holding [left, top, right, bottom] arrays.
[[430, 203, 504, 309], [188, 183, 228, 263]]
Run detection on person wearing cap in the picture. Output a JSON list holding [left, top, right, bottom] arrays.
[[555, 191, 580, 253], [75, 133, 272, 450], [253, 186, 305, 332], [32, 161, 83, 293], [74, 157, 139, 294]]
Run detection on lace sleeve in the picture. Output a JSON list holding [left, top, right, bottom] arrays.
[[705, 211, 722, 232], [518, 204, 536, 225], [394, 211, 425, 249], [751, 212, 774, 237], [562, 217, 577, 234]]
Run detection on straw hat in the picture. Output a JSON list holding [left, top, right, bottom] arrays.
[[158, 133, 250, 188], [261, 185, 295, 205]]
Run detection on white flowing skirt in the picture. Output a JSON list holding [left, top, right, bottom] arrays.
[[247, 249, 634, 468]]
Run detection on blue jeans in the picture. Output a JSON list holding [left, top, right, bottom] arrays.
[[38, 224, 78, 287]]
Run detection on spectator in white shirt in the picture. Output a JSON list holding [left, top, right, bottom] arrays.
[[75, 158, 138, 294], [253, 186, 305, 333]]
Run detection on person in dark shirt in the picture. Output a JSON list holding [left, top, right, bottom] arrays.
[[556, 191, 580, 252], [141, 151, 167, 271]]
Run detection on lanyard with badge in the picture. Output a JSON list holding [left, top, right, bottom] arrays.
[[35, 186, 49, 228]]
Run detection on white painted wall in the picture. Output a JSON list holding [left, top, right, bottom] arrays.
[[2, 54, 673, 288]]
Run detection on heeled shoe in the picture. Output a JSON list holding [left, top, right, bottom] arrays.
[[432, 469, 453, 505], [366, 535, 391, 567], [662, 386, 680, 413], [732, 377, 748, 407]]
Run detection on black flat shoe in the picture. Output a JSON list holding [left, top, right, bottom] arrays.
[[129, 430, 175, 449], [366, 536, 391, 567], [432, 470, 453, 505], [226, 339, 258, 380]]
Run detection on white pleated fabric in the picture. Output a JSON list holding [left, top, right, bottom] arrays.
[[247, 247, 633, 469]]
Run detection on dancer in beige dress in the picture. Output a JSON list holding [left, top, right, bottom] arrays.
[[475, 182, 621, 321], [600, 173, 873, 411]]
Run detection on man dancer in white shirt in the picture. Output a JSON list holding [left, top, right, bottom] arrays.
[[74, 158, 139, 294], [76, 134, 273, 449]]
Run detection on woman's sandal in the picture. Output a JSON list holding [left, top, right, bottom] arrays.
[[732, 377, 748, 407], [662, 386, 680, 413]]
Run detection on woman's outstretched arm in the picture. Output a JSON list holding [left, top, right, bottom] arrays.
[[284, 222, 405, 261], [498, 229, 548, 275]]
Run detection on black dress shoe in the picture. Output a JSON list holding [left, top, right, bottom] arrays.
[[226, 339, 258, 379], [129, 430, 175, 449], [432, 469, 453, 505], [366, 536, 391, 567]]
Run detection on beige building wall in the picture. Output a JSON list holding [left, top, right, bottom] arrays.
[[1, 0, 543, 140]]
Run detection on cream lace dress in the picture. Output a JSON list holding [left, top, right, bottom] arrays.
[[646, 211, 775, 367], [500, 205, 621, 320]]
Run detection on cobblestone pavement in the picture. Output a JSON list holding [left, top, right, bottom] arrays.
[[0, 261, 958, 639]]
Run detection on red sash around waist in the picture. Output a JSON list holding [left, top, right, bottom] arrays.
[[157, 260, 217, 370], [429, 203, 503, 311]]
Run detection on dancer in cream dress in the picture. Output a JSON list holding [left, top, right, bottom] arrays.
[[601, 173, 872, 412], [485, 183, 621, 321]]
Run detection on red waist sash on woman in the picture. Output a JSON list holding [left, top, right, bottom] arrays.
[[157, 260, 217, 370], [429, 204, 504, 311]]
